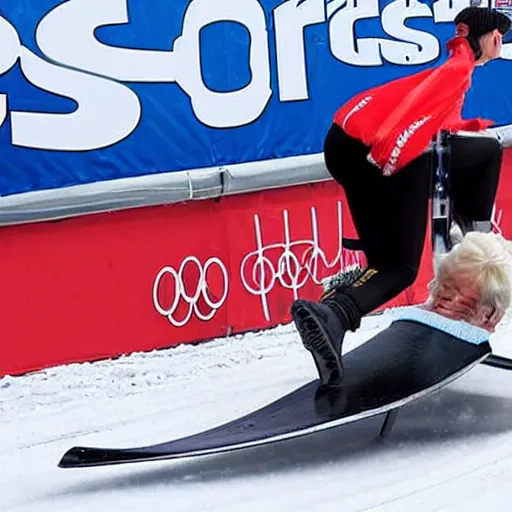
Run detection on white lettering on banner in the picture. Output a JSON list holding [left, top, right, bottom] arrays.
[[240, 202, 344, 322], [273, 0, 326, 102], [0, 16, 20, 76], [152, 256, 229, 328], [36, 0, 177, 82], [11, 48, 141, 151], [329, 0, 440, 66], [0, 15, 21, 129], [173, 0, 272, 128], [0, 11, 141, 151], [433, 0, 470, 22], [31, 0, 272, 130], [2, 0, 508, 149], [381, 0, 440, 65], [0, 95, 6, 129], [329, 0, 383, 66]]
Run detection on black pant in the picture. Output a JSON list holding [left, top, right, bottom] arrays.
[[324, 123, 503, 316]]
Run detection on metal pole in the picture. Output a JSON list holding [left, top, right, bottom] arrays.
[[431, 130, 452, 262]]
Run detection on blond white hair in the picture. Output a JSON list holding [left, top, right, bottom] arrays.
[[429, 232, 512, 316]]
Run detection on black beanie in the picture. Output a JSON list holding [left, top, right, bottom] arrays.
[[454, 7, 512, 59]]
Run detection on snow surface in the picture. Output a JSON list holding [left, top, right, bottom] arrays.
[[3, 311, 512, 512]]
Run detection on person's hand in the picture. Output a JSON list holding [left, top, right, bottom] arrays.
[[461, 118, 495, 131]]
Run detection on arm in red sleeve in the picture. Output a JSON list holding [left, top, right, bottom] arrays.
[[367, 41, 476, 175]]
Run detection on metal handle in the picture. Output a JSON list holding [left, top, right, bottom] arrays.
[[431, 130, 452, 260]]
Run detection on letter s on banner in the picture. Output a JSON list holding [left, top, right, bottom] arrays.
[[11, 48, 141, 151], [152, 256, 229, 328], [381, 0, 440, 65], [173, 0, 272, 128]]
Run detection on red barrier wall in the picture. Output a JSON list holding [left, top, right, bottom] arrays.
[[2, 150, 512, 377]]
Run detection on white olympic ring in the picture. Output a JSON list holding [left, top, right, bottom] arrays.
[[152, 256, 229, 327]]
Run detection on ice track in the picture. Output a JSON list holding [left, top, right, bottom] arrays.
[[2, 311, 512, 512]]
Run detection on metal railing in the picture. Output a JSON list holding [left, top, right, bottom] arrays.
[[0, 125, 510, 227]]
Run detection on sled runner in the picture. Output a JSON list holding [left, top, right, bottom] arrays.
[[59, 315, 510, 469]]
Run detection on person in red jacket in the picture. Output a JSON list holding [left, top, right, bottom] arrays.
[[290, 7, 512, 388]]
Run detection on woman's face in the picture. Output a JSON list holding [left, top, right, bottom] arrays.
[[432, 272, 481, 323], [431, 271, 504, 332], [478, 29, 503, 63]]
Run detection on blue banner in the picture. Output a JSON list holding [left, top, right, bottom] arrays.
[[0, 0, 510, 196]]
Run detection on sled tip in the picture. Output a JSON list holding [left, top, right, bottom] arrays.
[[58, 447, 88, 468], [58, 446, 116, 469]]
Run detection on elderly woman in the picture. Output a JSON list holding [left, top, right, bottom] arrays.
[[421, 231, 512, 333]]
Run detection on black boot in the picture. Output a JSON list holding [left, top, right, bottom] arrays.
[[291, 288, 361, 387]]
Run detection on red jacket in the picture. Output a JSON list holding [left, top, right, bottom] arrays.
[[333, 37, 494, 176]]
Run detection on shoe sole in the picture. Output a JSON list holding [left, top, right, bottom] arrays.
[[291, 300, 344, 387]]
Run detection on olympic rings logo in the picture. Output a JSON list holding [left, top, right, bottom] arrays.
[[153, 201, 364, 326], [152, 256, 229, 327], [240, 202, 348, 321]]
